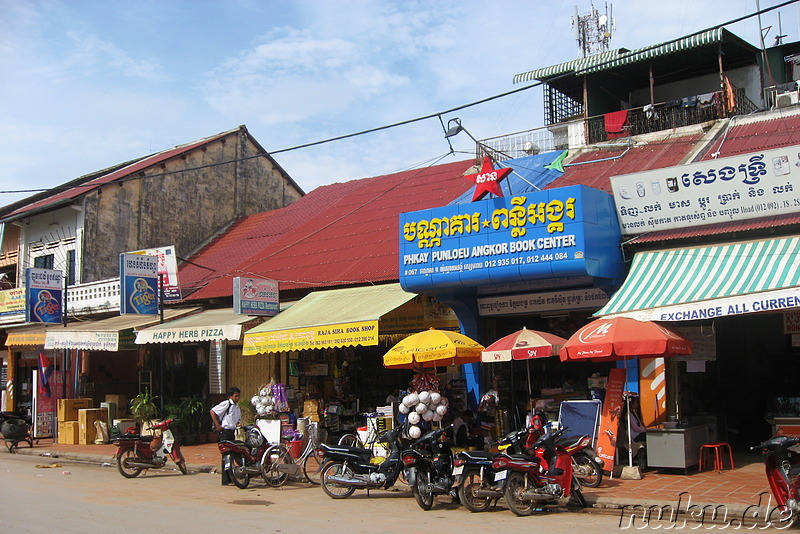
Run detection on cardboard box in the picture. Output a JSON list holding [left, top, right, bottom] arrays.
[[105, 395, 128, 416], [78, 408, 109, 445], [57, 398, 92, 422], [57, 421, 79, 444]]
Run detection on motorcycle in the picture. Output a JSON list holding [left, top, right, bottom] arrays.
[[401, 426, 455, 510], [493, 426, 587, 516], [219, 425, 273, 489], [113, 418, 187, 478], [319, 426, 406, 499], [454, 427, 533, 512], [529, 411, 603, 488], [752, 435, 800, 523]]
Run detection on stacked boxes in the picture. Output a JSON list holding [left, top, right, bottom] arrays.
[[303, 400, 320, 422], [104, 395, 128, 418], [57, 398, 93, 445]]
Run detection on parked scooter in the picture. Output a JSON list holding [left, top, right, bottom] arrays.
[[401, 426, 455, 510], [113, 418, 187, 478], [493, 426, 587, 516], [454, 427, 533, 512], [528, 411, 604, 488], [319, 426, 406, 499], [752, 435, 800, 523], [218, 425, 272, 489]]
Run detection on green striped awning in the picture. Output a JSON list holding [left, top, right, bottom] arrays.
[[596, 237, 800, 322], [513, 29, 728, 84]]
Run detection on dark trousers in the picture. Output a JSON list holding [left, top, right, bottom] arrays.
[[219, 428, 235, 484]]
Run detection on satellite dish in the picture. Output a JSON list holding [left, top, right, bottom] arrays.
[[599, 14, 608, 26], [523, 141, 540, 155]]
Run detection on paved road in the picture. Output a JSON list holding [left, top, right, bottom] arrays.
[[0, 453, 624, 533]]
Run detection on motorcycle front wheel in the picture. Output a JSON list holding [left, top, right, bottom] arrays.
[[228, 453, 251, 489], [570, 477, 588, 508], [573, 452, 603, 488], [503, 471, 536, 516], [321, 461, 357, 499], [413, 470, 434, 510], [458, 470, 492, 512], [117, 449, 145, 478]]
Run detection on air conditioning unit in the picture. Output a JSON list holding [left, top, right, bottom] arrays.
[[776, 91, 799, 108]]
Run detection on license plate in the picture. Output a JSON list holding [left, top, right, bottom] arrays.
[[452, 465, 463, 476], [223, 456, 231, 470], [494, 469, 507, 481]]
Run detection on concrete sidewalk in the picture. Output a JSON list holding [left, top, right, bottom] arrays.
[[9, 438, 785, 527]]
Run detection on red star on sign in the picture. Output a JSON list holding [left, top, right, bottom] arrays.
[[464, 156, 513, 201]]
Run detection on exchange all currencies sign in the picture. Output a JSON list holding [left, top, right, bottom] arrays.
[[119, 253, 159, 315], [233, 277, 279, 316], [25, 268, 63, 324]]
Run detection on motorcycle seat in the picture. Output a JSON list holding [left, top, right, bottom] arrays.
[[507, 454, 539, 462], [117, 435, 155, 443], [322, 444, 373, 457]]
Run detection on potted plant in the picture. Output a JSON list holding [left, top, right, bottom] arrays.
[[176, 395, 204, 445], [130, 389, 160, 432]]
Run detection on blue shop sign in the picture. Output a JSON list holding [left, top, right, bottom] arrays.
[[399, 185, 624, 293]]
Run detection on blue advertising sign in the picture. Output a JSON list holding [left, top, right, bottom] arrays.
[[233, 277, 279, 316], [25, 268, 63, 323], [399, 185, 624, 293], [119, 253, 159, 315]]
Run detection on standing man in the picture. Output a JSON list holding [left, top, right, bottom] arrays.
[[210, 386, 242, 485]]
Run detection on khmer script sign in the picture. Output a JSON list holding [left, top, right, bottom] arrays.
[[611, 144, 800, 235]]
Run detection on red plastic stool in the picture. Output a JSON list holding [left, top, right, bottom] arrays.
[[699, 442, 734, 472]]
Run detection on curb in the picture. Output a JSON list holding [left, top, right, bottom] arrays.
[[12, 446, 219, 474]]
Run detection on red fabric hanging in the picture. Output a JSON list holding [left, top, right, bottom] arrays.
[[604, 109, 629, 139]]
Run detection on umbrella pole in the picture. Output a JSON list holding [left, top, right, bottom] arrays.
[[620, 392, 643, 480], [526, 360, 532, 398]]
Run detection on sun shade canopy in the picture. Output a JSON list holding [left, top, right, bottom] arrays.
[[597, 237, 800, 322], [243, 284, 416, 354]]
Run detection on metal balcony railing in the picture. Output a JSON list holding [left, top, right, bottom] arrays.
[[478, 87, 759, 162]]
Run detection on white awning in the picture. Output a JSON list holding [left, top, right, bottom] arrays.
[[135, 308, 261, 344], [44, 308, 201, 351]]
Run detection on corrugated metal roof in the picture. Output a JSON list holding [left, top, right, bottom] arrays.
[[180, 160, 476, 301], [544, 134, 703, 192], [630, 112, 800, 242], [514, 29, 727, 83], [0, 126, 250, 222]]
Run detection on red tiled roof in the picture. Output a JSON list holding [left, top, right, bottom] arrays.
[[545, 133, 704, 192], [1, 128, 238, 220], [180, 160, 476, 300]]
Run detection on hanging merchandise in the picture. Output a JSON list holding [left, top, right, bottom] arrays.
[[401, 388, 448, 440], [252, 381, 276, 418], [272, 383, 290, 412], [410, 369, 440, 393]]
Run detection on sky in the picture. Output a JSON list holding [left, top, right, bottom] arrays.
[[1, 0, 799, 206]]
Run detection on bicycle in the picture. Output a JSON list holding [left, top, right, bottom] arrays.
[[261, 421, 328, 486]]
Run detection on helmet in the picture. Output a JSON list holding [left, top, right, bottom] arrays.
[[530, 410, 547, 431]]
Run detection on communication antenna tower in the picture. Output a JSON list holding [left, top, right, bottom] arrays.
[[571, 2, 614, 58]]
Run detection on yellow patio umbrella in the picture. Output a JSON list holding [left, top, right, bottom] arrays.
[[383, 328, 484, 368]]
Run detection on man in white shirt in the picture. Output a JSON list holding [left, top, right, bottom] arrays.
[[210, 387, 242, 485]]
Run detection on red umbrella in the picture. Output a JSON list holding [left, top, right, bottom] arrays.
[[481, 327, 567, 363], [559, 317, 692, 362]]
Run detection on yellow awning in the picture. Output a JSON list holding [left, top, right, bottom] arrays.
[[243, 284, 416, 355], [6, 324, 54, 347]]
